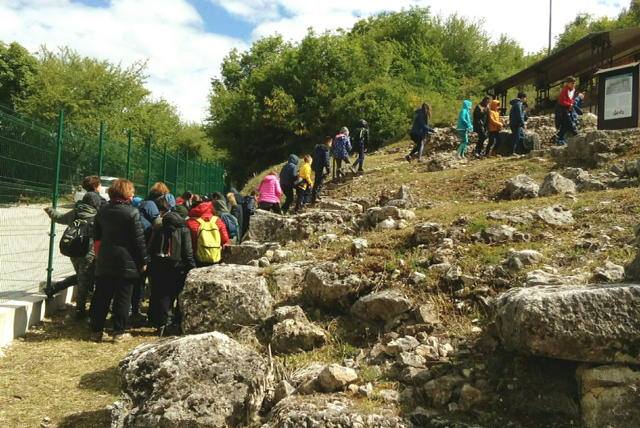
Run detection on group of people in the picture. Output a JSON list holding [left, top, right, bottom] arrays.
[[256, 121, 370, 214], [407, 75, 585, 161], [44, 176, 256, 341]]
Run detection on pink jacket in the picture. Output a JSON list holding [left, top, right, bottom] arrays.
[[257, 174, 282, 204]]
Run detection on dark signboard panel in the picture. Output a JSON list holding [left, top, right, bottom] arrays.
[[596, 63, 639, 130]]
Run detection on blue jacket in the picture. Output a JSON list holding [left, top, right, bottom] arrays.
[[411, 108, 434, 138], [279, 154, 299, 188], [509, 98, 526, 129], [332, 133, 351, 160], [139, 199, 160, 233], [457, 100, 473, 131], [313, 144, 331, 173]]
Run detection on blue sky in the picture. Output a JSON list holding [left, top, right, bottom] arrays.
[[0, 0, 626, 121]]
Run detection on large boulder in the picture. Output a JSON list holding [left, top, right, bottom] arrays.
[[112, 332, 271, 428], [351, 290, 413, 322], [262, 395, 410, 428], [538, 172, 576, 197], [181, 265, 274, 333], [500, 174, 539, 200], [268, 262, 309, 300], [303, 262, 371, 310], [246, 210, 352, 243], [270, 306, 328, 354], [222, 241, 270, 265], [495, 283, 640, 363], [536, 205, 574, 226], [577, 364, 640, 428]]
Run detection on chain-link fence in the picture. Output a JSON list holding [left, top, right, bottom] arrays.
[[0, 106, 225, 300]]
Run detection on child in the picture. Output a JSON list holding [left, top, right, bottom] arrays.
[[484, 99, 503, 156], [556, 77, 577, 146], [406, 103, 435, 162], [332, 127, 352, 180], [295, 155, 313, 212], [456, 100, 473, 158]]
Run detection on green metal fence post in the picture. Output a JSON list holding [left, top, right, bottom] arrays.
[[162, 144, 168, 182], [126, 130, 132, 179], [146, 135, 152, 194], [175, 151, 180, 194], [46, 109, 65, 288], [184, 150, 189, 191], [97, 121, 105, 176]]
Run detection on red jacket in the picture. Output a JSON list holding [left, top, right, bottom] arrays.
[[558, 85, 574, 109], [186, 201, 230, 249]]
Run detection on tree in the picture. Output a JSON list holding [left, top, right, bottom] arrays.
[[0, 41, 38, 110]]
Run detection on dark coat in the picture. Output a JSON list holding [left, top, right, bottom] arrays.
[[353, 126, 369, 152], [279, 154, 300, 189], [410, 108, 435, 140], [509, 99, 526, 129], [313, 144, 331, 173], [473, 104, 488, 134], [147, 211, 195, 271], [94, 201, 150, 279]]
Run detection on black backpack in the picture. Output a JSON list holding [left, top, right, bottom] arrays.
[[59, 219, 92, 257]]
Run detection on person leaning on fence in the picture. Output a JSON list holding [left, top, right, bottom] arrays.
[[186, 199, 229, 266], [257, 171, 283, 213], [43, 175, 105, 319], [406, 103, 435, 162], [91, 179, 149, 343], [311, 136, 332, 204], [147, 193, 195, 336], [332, 127, 352, 179]]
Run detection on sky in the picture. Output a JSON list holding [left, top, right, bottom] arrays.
[[0, 0, 626, 122]]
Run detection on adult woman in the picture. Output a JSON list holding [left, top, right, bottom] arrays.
[[257, 170, 283, 213], [91, 179, 149, 342], [406, 103, 435, 162]]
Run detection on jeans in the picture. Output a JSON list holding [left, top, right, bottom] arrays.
[[311, 171, 325, 202], [258, 201, 282, 214], [354, 146, 365, 171], [49, 249, 95, 312], [282, 185, 295, 213], [557, 109, 577, 145], [148, 260, 186, 328], [335, 158, 351, 179], [294, 187, 310, 212], [408, 132, 425, 159], [484, 131, 500, 155], [511, 126, 525, 154], [90, 276, 134, 334]]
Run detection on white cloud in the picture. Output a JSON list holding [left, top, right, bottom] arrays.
[[0, 0, 247, 122], [216, 0, 623, 53]]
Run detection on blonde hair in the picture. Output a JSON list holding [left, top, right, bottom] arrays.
[[226, 193, 238, 207], [303, 155, 312, 163], [108, 179, 135, 200], [150, 181, 170, 194]]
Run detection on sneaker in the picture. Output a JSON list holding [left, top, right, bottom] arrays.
[[90, 331, 108, 342], [112, 332, 132, 343]]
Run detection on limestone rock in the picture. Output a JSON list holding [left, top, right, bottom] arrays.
[[263, 394, 410, 428], [413, 222, 447, 245], [495, 283, 640, 363], [222, 241, 270, 265], [351, 238, 368, 255], [385, 336, 420, 356], [273, 380, 295, 404], [458, 384, 484, 410], [181, 265, 274, 333], [315, 198, 364, 214], [269, 262, 308, 300], [480, 225, 524, 244], [270, 306, 328, 354], [422, 374, 465, 407], [303, 262, 370, 309], [506, 249, 543, 270], [593, 261, 625, 283], [577, 364, 640, 428], [487, 209, 534, 225], [524, 269, 587, 287], [539, 172, 576, 197], [351, 290, 412, 322], [112, 332, 270, 428], [318, 364, 358, 392], [500, 174, 539, 200], [536, 205, 574, 226]]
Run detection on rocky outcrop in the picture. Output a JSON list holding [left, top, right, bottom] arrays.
[[350, 290, 412, 323], [536, 205, 574, 226], [112, 332, 271, 428], [495, 283, 640, 363], [270, 306, 327, 354], [303, 262, 371, 310], [413, 222, 447, 246], [222, 241, 272, 265], [500, 174, 539, 200], [577, 364, 640, 428], [262, 395, 410, 428], [538, 172, 576, 197], [246, 209, 353, 243], [181, 265, 274, 333]]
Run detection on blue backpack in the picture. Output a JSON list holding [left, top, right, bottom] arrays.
[[220, 212, 239, 239]]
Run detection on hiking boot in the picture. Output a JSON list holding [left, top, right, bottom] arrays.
[[112, 332, 132, 343], [90, 331, 108, 342]]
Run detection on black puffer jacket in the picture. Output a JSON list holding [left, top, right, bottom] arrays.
[[94, 201, 150, 279], [148, 211, 196, 271]]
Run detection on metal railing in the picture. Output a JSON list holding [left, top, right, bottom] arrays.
[[0, 106, 225, 297]]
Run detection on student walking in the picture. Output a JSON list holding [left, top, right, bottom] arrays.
[[295, 155, 313, 212], [473, 96, 490, 157], [406, 103, 434, 162], [484, 100, 503, 156], [311, 136, 332, 203], [90, 179, 149, 342], [509, 92, 528, 155], [353, 119, 369, 173], [279, 154, 300, 214], [332, 127, 352, 179], [556, 77, 578, 146], [257, 171, 283, 213], [186, 200, 229, 266], [456, 100, 473, 158]]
